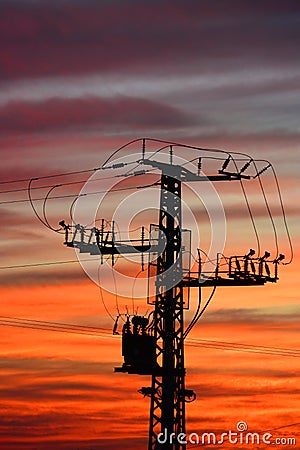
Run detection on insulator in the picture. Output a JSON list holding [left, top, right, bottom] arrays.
[[261, 251, 271, 261], [122, 316, 131, 334], [197, 249, 202, 277], [254, 163, 271, 178], [265, 263, 271, 277], [274, 253, 285, 263], [95, 228, 100, 246], [113, 315, 120, 335], [112, 162, 126, 169], [221, 156, 231, 171], [236, 258, 241, 271], [141, 226, 145, 242], [142, 138, 146, 160], [245, 248, 255, 258], [88, 227, 96, 243], [170, 145, 173, 165], [240, 160, 252, 173], [141, 226, 145, 270], [185, 390, 196, 403], [250, 261, 256, 273], [138, 387, 153, 397], [100, 218, 105, 234], [197, 158, 202, 176], [104, 231, 110, 244], [179, 389, 196, 403]]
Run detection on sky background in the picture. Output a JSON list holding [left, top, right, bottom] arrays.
[[0, 1, 300, 449]]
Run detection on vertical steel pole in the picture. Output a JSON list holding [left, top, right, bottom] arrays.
[[148, 174, 186, 450]]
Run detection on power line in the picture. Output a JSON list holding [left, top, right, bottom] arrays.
[[0, 166, 153, 196], [0, 167, 100, 186], [0, 315, 110, 333], [1, 315, 300, 358], [265, 422, 300, 432], [192, 422, 300, 449], [187, 339, 300, 358], [0, 320, 111, 338], [0, 259, 89, 270], [0, 179, 159, 206], [0, 159, 138, 188]]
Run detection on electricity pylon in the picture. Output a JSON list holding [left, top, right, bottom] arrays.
[[59, 139, 284, 450]]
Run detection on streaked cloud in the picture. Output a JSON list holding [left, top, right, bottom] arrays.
[[0, 96, 195, 134], [1, 1, 299, 81], [0, 0, 299, 448]]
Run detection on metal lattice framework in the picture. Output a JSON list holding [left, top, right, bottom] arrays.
[[148, 174, 185, 450]]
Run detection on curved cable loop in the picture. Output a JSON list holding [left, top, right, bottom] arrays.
[[101, 138, 144, 168], [183, 284, 217, 339], [101, 137, 256, 171], [251, 159, 279, 259], [254, 160, 293, 265], [109, 257, 121, 317], [42, 184, 65, 233], [97, 264, 115, 322], [183, 284, 202, 339], [270, 166, 293, 265], [69, 194, 81, 225], [229, 156, 261, 257], [197, 248, 220, 266], [28, 178, 60, 231], [145, 143, 174, 161], [223, 152, 289, 257]]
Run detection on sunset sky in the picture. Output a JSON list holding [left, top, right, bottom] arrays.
[[0, 1, 300, 449]]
